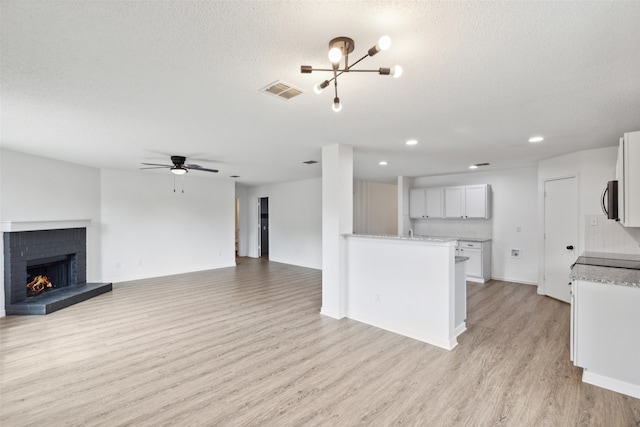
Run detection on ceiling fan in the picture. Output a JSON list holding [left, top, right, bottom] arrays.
[[140, 155, 218, 175]]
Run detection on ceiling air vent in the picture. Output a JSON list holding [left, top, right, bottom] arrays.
[[260, 81, 303, 100]]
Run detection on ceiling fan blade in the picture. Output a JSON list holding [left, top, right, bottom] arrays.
[[141, 162, 172, 167], [139, 166, 171, 170], [188, 165, 219, 173]]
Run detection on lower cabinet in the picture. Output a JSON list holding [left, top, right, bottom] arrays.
[[457, 240, 491, 283], [571, 279, 640, 398]]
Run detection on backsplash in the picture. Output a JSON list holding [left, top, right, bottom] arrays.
[[585, 215, 640, 254], [412, 219, 492, 239]]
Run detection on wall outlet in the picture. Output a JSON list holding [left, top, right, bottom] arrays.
[[510, 249, 521, 258], [376, 293, 381, 302], [515, 226, 521, 232]]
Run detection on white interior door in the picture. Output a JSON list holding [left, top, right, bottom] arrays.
[[544, 177, 578, 303]]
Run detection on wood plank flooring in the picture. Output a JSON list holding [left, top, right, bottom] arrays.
[[1, 257, 639, 426]]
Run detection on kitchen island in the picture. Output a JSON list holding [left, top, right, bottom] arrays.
[[343, 234, 467, 350]]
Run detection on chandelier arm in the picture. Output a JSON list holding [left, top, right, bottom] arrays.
[[344, 53, 370, 70]]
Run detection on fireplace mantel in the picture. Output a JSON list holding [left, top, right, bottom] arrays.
[[0, 219, 92, 232]]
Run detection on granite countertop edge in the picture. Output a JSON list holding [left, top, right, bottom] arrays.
[[344, 234, 458, 243], [343, 234, 491, 243], [570, 264, 640, 288]]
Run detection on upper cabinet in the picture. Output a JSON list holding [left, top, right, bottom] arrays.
[[618, 131, 640, 227], [411, 184, 491, 220], [409, 187, 444, 219]]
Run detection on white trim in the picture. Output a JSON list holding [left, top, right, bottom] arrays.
[[0, 309, 6, 318], [0, 219, 92, 232], [582, 370, 640, 399], [454, 322, 467, 337], [490, 276, 538, 286]]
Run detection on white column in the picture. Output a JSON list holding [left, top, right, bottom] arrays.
[[397, 176, 413, 235], [321, 144, 353, 319]]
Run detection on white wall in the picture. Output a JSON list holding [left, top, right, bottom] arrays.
[[100, 169, 235, 282], [0, 149, 102, 278], [410, 167, 539, 285], [353, 180, 398, 235], [240, 178, 322, 270]]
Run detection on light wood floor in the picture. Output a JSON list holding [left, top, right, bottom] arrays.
[[1, 258, 639, 426]]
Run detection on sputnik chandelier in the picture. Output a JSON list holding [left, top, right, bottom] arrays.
[[301, 36, 402, 112]]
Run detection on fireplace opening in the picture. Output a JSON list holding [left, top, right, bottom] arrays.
[[26, 254, 75, 298]]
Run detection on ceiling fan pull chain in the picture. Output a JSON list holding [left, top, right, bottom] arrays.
[[173, 175, 176, 193], [181, 175, 185, 194]]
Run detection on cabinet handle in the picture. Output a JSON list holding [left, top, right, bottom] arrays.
[[566, 245, 574, 250]]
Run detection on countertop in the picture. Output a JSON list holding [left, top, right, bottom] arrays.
[[345, 234, 458, 243], [344, 234, 490, 243], [570, 252, 640, 288]]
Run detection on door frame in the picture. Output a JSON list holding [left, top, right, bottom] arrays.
[[540, 174, 579, 297]]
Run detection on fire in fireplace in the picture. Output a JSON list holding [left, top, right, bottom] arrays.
[[25, 254, 73, 298]]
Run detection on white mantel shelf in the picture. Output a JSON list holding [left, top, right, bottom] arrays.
[[0, 219, 92, 232]]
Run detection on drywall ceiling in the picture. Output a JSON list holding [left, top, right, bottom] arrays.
[[2, 1, 640, 185]]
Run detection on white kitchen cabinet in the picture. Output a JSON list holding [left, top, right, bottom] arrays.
[[571, 279, 640, 398], [409, 188, 444, 219], [464, 185, 490, 218], [618, 131, 640, 227], [412, 184, 490, 219], [444, 185, 491, 219], [457, 240, 491, 283], [444, 187, 464, 218]]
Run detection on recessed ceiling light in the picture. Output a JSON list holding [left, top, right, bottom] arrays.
[[406, 139, 418, 146], [528, 136, 544, 143], [379, 161, 388, 166]]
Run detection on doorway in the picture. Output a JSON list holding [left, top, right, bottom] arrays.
[[543, 176, 578, 303], [259, 197, 269, 257]]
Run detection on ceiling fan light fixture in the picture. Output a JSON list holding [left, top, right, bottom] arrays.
[[171, 166, 188, 175]]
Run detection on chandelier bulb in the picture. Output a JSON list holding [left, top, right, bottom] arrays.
[[313, 83, 323, 95], [328, 47, 342, 65], [392, 65, 403, 78], [332, 97, 342, 112], [378, 36, 391, 51]]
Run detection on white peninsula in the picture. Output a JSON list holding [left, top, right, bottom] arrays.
[[343, 234, 467, 350]]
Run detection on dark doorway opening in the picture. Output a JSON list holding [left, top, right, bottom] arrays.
[[260, 197, 269, 257]]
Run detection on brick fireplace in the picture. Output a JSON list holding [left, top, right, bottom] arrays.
[[3, 222, 111, 315]]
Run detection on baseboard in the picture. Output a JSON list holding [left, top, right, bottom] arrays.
[[454, 322, 467, 337], [0, 308, 5, 318], [490, 276, 538, 286], [582, 370, 640, 399]]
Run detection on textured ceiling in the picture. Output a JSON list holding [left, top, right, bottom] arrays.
[[2, 1, 640, 185]]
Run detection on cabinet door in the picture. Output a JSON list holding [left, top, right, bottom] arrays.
[[464, 185, 488, 218], [425, 187, 444, 218], [409, 188, 426, 219], [461, 247, 482, 277], [445, 187, 464, 218]]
